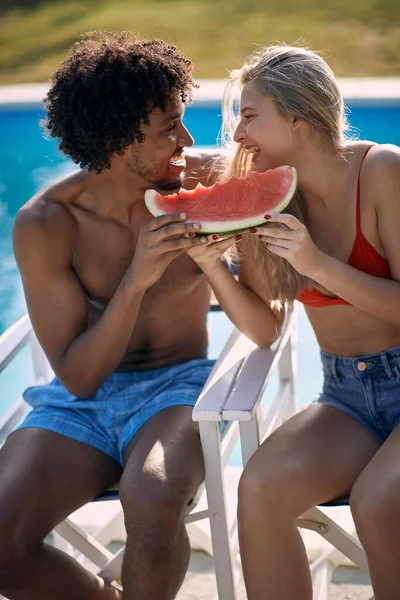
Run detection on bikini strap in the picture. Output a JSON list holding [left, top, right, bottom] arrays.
[[356, 145, 375, 232]]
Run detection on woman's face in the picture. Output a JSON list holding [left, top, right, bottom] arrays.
[[234, 82, 299, 172]]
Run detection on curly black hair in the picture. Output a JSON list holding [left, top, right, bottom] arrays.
[[43, 30, 196, 172]]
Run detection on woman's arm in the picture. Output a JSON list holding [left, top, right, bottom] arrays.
[[189, 235, 284, 348], [254, 146, 400, 325]]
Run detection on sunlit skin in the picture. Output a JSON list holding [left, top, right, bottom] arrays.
[[235, 84, 300, 172], [233, 82, 400, 356], [0, 93, 227, 600], [189, 79, 400, 600], [125, 95, 194, 194]]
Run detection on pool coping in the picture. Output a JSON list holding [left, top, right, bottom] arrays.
[[1, 78, 400, 111]]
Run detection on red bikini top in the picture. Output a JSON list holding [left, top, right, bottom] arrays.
[[297, 146, 391, 308]]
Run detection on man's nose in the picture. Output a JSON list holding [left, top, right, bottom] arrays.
[[180, 124, 194, 147]]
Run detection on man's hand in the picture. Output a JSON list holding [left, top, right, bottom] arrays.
[[128, 213, 208, 289]]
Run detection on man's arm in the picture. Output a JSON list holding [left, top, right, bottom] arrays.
[[13, 203, 147, 397], [13, 203, 206, 397]]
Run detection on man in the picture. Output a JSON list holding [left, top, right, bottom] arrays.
[[0, 30, 234, 600]]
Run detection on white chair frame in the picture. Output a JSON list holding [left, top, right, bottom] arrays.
[[0, 307, 297, 600]]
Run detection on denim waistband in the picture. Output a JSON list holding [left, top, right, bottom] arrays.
[[320, 343, 400, 380]]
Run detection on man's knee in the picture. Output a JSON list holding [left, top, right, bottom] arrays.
[[120, 468, 194, 530], [120, 410, 205, 528], [0, 509, 42, 592]]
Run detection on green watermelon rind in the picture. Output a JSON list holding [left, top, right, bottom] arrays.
[[144, 167, 297, 235], [196, 223, 268, 238]]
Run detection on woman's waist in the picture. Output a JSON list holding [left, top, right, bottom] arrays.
[[319, 340, 400, 382], [306, 305, 400, 358]]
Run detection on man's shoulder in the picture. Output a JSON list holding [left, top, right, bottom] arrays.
[[13, 169, 87, 259], [14, 169, 86, 238]]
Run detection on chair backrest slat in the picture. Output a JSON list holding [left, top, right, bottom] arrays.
[[0, 314, 32, 375]]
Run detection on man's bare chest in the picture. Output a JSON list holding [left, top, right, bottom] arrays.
[[70, 219, 203, 307]]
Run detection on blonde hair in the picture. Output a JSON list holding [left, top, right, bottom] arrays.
[[222, 44, 351, 303]]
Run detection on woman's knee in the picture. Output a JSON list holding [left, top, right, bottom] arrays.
[[238, 453, 300, 521], [350, 478, 398, 540]]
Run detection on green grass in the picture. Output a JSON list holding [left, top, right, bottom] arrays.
[[0, 0, 399, 83]]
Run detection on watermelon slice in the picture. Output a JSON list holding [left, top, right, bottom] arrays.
[[144, 165, 297, 236]]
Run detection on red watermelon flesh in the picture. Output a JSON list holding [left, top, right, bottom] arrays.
[[144, 165, 297, 235]]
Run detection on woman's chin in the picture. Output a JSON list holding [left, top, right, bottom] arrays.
[[254, 155, 286, 172]]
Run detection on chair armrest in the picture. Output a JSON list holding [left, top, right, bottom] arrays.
[[192, 328, 255, 423], [0, 314, 52, 446], [192, 309, 296, 424], [0, 395, 31, 446], [223, 310, 295, 421]]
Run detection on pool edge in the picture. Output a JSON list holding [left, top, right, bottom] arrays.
[[1, 78, 400, 111]]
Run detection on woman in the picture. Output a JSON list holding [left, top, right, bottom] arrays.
[[189, 45, 400, 599]]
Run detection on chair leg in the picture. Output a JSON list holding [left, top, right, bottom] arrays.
[[298, 507, 369, 572], [199, 421, 237, 600], [298, 508, 377, 600], [312, 560, 332, 600], [239, 418, 260, 468], [98, 547, 125, 583], [54, 518, 114, 570]]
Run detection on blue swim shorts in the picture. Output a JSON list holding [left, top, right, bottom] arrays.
[[17, 358, 215, 466], [318, 343, 400, 444]]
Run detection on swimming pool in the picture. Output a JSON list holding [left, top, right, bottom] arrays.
[[1, 83, 400, 457]]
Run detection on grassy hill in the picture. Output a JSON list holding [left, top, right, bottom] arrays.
[[0, 0, 399, 84]]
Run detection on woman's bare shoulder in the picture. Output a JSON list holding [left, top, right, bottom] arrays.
[[365, 143, 400, 172], [358, 143, 400, 206]]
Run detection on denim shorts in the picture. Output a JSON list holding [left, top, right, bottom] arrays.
[[17, 358, 215, 466], [318, 343, 400, 444]]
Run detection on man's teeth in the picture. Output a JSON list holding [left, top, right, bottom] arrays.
[[169, 156, 186, 166], [245, 145, 260, 154]]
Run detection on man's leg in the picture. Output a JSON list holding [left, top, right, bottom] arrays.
[[0, 428, 122, 600], [119, 405, 204, 600]]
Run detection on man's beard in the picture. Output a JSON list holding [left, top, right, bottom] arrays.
[[152, 171, 186, 193]]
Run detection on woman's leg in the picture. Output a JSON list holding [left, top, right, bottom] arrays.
[[238, 403, 380, 600], [350, 423, 400, 599]]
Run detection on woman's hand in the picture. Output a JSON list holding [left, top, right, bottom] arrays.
[[187, 232, 243, 274], [250, 214, 324, 278]]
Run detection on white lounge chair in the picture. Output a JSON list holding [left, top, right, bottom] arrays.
[[0, 304, 297, 600]]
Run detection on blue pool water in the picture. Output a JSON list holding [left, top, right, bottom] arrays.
[[1, 96, 400, 465]]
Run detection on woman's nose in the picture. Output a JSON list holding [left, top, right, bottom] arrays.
[[233, 124, 246, 144]]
